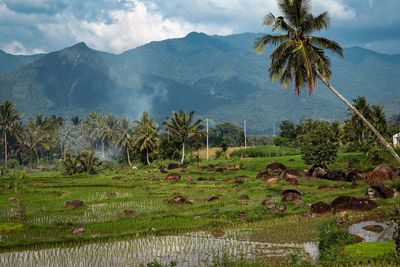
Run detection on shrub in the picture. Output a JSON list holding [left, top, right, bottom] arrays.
[[6, 159, 20, 169], [230, 146, 299, 158], [299, 123, 339, 167], [318, 220, 353, 263], [62, 150, 102, 175]]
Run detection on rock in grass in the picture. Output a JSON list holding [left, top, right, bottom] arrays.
[[266, 163, 286, 175], [69, 227, 85, 236], [65, 200, 84, 208], [265, 178, 279, 185], [310, 201, 333, 215], [310, 166, 327, 178], [105, 192, 117, 198], [167, 163, 180, 170], [367, 184, 394, 199], [331, 196, 377, 212], [165, 172, 181, 182], [169, 196, 192, 204], [281, 169, 301, 180], [122, 209, 136, 217], [281, 190, 302, 204], [208, 196, 220, 202]]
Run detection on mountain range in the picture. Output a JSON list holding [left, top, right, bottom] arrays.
[[0, 32, 399, 134]]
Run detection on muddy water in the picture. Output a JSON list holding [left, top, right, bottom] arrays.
[[348, 221, 394, 242], [0, 230, 319, 267]]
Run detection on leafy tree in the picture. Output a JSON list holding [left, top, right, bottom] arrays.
[[165, 111, 203, 163], [115, 118, 135, 166], [209, 122, 244, 147], [93, 115, 118, 157], [279, 120, 297, 141], [134, 112, 160, 165], [254, 0, 400, 164], [299, 122, 339, 167], [0, 101, 21, 167]]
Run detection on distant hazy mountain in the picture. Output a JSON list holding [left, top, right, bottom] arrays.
[[0, 32, 399, 134], [0, 50, 43, 74]]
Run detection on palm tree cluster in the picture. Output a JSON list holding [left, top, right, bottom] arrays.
[[0, 100, 204, 168]]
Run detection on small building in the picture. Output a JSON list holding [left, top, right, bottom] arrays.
[[394, 132, 400, 148]]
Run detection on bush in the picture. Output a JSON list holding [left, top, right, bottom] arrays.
[[299, 123, 339, 167], [230, 146, 300, 158], [62, 150, 102, 175], [6, 159, 20, 169], [318, 220, 353, 263]]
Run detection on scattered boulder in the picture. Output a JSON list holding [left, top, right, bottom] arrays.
[[347, 172, 365, 182], [237, 211, 248, 220], [165, 173, 181, 182], [266, 163, 286, 175], [281, 190, 302, 204], [167, 163, 180, 170], [197, 177, 207, 181], [277, 205, 287, 213], [169, 195, 192, 204], [310, 166, 328, 178], [206, 164, 215, 171], [266, 178, 279, 185], [180, 164, 188, 169], [367, 184, 394, 199], [208, 196, 220, 202], [256, 171, 270, 180], [65, 200, 84, 209], [159, 165, 168, 173], [367, 164, 395, 184], [105, 192, 117, 198], [362, 225, 385, 233], [239, 194, 250, 200], [69, 227, 85, 236], [311, 201, 333, 215], [122, 209, 136, 217], [281, 169, 301, 180], [331, 196, 377, 212], [323, 171, 347, 182], [208, 177, 216, 181]]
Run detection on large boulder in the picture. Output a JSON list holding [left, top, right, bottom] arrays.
[[311, 201, 333, 215], [367, 184, 394, 199], [266, 163, 286, 175], [331, 196, 377, 212], [366, 164, 395, 184], [65, 200, 84, 209], [323, 171, 347, 182], [69, 227, 85, 236], [281, 189, 303, 205], [256, 171, 270, 180], [165, 173, 181, 182], [347, 172, 365, 182]]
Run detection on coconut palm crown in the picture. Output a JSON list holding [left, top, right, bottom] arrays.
[[254, 0, 343, 95]]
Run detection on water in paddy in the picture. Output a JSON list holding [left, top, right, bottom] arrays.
[[0, 229, 318, 267]]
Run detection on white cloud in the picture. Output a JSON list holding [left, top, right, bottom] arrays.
[[2, 40, 44, 54], [313, 0, 356, 21], [39, 0, 232, 53]]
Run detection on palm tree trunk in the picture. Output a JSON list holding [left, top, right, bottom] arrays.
[[146, 148, 150, 165], [318, 73, 400, 164], [4, 131, 7, 167], [102, 141, 105, 157], [35, 149, 40, 165], [181, 143, 185, 164], [126, 147, 132, 167]]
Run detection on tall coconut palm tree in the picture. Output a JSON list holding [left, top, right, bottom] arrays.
[[93, 115, 118, 157], [0, 101, 21, 167], [255, 0, 400, 164], [115, 118, 135, 166], [165, 111, 203, 163], [134, 112, 160, 165]]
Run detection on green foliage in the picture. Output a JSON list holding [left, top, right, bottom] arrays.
[[279, 120, 297, 141], [210, 122, 244, 147], [273, 136, 291, 147], [299, 122, 339, 167], [230, 146, 299, 158], [318, 220, 353, 263], [6, 159, 20, 169], [62, 150, 102, 175]]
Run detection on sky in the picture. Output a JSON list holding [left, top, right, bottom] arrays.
[[0, 0, 399, 55]]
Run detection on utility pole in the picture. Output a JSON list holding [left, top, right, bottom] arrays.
[[244, 120, 247, 148], [206, 118, 209, 161]]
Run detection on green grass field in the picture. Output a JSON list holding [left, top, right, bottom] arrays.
[[0, 152, 398, 266]]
